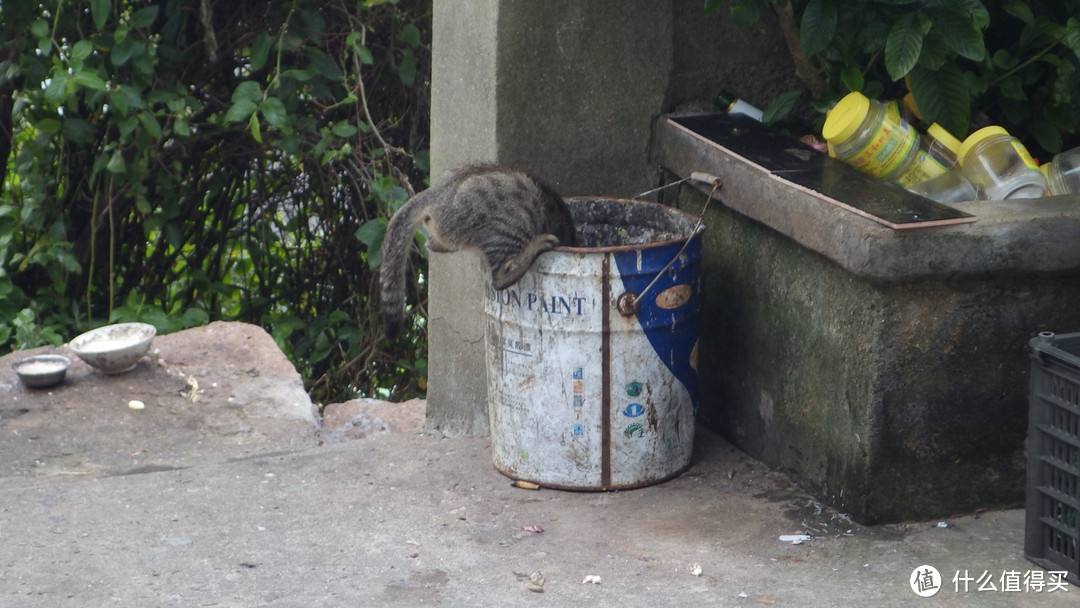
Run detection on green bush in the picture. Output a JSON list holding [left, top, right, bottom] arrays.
[[708, 0, 1080, 156], [0, 0, 431, 405]]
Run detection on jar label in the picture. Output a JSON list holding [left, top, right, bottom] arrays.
[[1010, 141, 1038, 169], [893, 150, 950, 187], [835, 107, 918, 180]]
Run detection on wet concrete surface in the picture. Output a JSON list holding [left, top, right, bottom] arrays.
[[0, 322, 1073, 606]]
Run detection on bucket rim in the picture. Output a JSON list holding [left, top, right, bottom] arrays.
[[556, 196, 705, 254]]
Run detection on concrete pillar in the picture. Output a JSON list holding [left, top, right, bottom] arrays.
[[426, 1, 674, 435]]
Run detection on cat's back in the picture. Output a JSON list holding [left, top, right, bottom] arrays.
[[437, 164, 574, 241], [442, 164, 548, 208]]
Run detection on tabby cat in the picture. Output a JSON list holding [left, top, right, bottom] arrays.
[[380, 164, 577, 339]]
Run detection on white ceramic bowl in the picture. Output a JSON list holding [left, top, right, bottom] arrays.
[[70, 322, 156, 374], [12, 354, 72, 388]]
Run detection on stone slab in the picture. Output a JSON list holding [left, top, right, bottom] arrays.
[[0, 321, 317, 489]]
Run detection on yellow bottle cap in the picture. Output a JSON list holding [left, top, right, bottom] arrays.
[[926, 123, 962, 154], [958, 125, 1010, 162], [822, 92, 871, 144]]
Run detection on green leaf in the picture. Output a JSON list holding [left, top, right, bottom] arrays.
[[397, 48, 417, 86], [164, 222, 183, 250], [331, 121, 358, 138], [110, 85, 146, 115], [281, 67, 317, 82], [840, 65, 864, 92], [130, 6, 159, 30], [71, 40, 94, 62], [908, 63, 970, 140], [30, 19, 49, 39], [259, 97, 288, 127], [250, 33, 273, 71], [224, 99, 258, 123], [62, 118, 97, 144], [704, 0, 729, 15], [989, 48, 1017, 71], [929, 8, 985, 62], [1001, 0, 1034, 26], [232, 80, 263, 103], [248, 112, 263, 143], [962, 0, 990, 30], [180, 306, 209, 329], [308, 51, 343, 82], [0, 60, 19, 87], [106, 149, 127, 174], [72, 69, 108, 91], [299, 9, 327, 34], [914, 30, 949, 70], [91, 0, 110, 30], [35, 118, 62, 134], [1027, 119, 1062, 155], [43, 74, 70, 105], [116, 116, 138, 138], [799, 0, 837, 57], [762, 90, 800, 125], [855, 22, 890, 55], [346, 32, 374, 64], [401, 23, 421, 47], [1064, 18, 1080, 61], [37, 37, 53, 57], [111, 39, 145, 66], [996, 76, 1026, 101], [884, 13, 925, 81], [1051, 57, 1076, 106], [730, 0, 768, 28], [356, 219, 388, 269], [137, 112, 163, 139]]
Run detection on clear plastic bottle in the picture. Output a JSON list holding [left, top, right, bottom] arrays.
[[957, 126, 1046, 200], [822, 92, 945, 187], [1041, 146, 1080, 195], [907, 169, 978, 203]]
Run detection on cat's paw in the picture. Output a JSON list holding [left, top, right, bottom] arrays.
[[539, 234, 561, 249]]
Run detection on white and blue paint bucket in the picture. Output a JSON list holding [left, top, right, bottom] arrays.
[[485, 197, 702, 490]]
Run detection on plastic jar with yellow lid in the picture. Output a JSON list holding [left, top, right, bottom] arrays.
[[1041, 146, 1080, 195], [923, 123, 962, 170], [958, 126, 1046, 200], [822, 92, 945, 187]]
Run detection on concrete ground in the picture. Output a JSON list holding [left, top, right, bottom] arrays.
[[0, 322, 1073, 607]]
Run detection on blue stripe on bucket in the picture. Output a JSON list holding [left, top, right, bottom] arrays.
[[612, 236, 701, 411]]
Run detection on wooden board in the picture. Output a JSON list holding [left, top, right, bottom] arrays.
[[669, 114, 976, 230]]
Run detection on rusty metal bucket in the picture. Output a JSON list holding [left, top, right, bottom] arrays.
[[484, 197, 702, 490]]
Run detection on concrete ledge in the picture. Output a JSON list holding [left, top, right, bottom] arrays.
[[654, 114, 1080, 523], [655, 115, 1080, 282]]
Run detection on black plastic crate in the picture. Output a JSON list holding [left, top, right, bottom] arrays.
[[1026, 332, 1080, 586]]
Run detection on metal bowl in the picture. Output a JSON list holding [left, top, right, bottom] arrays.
[[70, 322, 156, 374], [13, 354, 72, 389]]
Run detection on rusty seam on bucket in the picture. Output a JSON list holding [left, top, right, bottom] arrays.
[[601, 252, 612, 490]]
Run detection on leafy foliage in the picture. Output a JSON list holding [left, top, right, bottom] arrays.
[[0, 0, 432, 404], [707, 0, 1080, 156]]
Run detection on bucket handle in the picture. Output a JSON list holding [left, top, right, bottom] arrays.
[[618, 173, 722, 316]]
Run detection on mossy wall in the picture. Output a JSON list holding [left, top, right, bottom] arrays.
[[675, 184, 1080, 523]]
